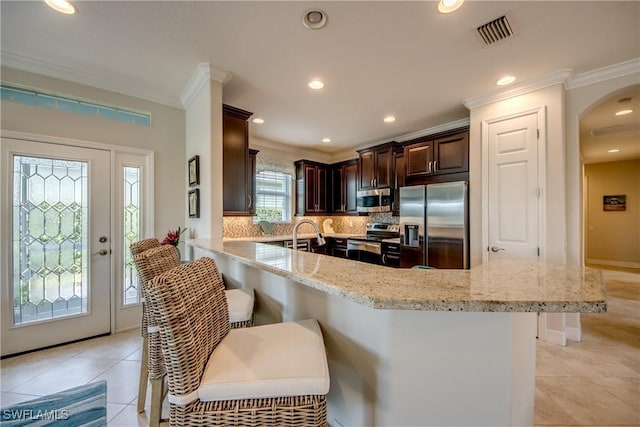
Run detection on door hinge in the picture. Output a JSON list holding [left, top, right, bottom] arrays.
[[537, 247, 540, 256], [536, 187, 541, 198], [537, 129, 540, 139]]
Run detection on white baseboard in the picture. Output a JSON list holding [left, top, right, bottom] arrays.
[[566, 326, 582, 342], [586, 258, 640, 269], [540, 329, 566, 346]]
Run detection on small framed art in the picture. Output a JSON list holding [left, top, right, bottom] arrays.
[[188, 189, 200, 218], [188, 155, 200, 187], [603, 195, 626, 211]]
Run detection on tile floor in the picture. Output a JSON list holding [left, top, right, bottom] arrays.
[[1, 267, 638, 426]]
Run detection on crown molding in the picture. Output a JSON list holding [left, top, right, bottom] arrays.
[[395, 118, 470, 143], [1, 50, 183, 108], [250, 136, 332, 164], [180, 63, 232, 110], [463, 69, 572, 110], [566, 58, 640, 90]]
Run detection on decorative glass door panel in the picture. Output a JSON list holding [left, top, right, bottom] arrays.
[[12, 155, 89, 324], [1, 138, 111, 356]]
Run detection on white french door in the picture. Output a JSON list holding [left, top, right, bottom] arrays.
[[485, 109, 543, 261], [1, 138, 111, 356]]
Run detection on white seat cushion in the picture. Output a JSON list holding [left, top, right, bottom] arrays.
[[224, 289, 254, 323], [197, 319, 330, 402]]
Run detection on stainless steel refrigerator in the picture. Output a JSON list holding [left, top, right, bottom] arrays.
[[399, 182, 469, 269]]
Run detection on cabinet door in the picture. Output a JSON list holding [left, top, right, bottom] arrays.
[[331, 166, 345, 213], [359, 150, 375, 189], [223, 112, 249, 214], [304, 166, 318, 213], [344, 162, 358, 213], [393, 152, 405, 215], [375, 147, 393, 188], [405, 141, 434, 177], [316, 166, 328, 213], [247, 149, 258, 215], [434, 133, 469, 175]]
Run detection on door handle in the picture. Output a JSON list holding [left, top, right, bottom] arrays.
[[434, 160, 437, 172], [247, 194, 252, 208], [92, 249, 110, 256], [491, 246, 505, 253], [382, 254, 387, 264], [427, 161, 432, 174]]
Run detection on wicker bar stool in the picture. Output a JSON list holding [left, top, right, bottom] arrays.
[[129, 238, 161, 415], [132, 245, 256, 426], [145, 257, 329, 427]]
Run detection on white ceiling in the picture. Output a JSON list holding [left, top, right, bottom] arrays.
[[1, 1, 639, 156]]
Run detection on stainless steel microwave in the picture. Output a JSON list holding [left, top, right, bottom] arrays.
[[357, 188, 392, 213]]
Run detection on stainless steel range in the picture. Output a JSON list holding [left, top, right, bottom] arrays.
[[347, 223, 399, 264]]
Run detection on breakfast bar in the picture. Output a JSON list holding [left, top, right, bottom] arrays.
[[187, 239, 606, 427]]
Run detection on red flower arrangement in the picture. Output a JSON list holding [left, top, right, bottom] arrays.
[[162, 226, 186, 247]]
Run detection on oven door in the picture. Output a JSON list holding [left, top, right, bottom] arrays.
[[347, 240, 382, 264]]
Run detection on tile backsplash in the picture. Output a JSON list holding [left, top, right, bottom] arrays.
[[223, 216, 370, 238], [223, 214, 399, 238]]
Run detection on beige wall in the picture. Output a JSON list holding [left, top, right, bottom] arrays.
[[584, 159, 640, 266], [0, 67, 186, 240], [469, 84, 566, 266], [185, 78, 224, 246]]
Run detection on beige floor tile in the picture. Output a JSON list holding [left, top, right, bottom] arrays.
[[0, 391, 41, 407], [10, 357, 119, 396], [107, 403, 128, 423], [536, 376, 639, 425], [124, 349, 142, 362], [91, 360, 141, 404], [534, 385, 580, 425], [108, 404, 152, 427]]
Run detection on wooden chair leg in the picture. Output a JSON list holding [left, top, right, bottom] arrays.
[[149, 377, 163, 427], [136, 335, 149, 413]]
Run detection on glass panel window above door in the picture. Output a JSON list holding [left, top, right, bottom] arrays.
[[12, 155, 88, 325], [123, 166, 141, 306]]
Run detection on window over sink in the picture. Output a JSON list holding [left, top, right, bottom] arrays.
[[253, 170, 293, 223]]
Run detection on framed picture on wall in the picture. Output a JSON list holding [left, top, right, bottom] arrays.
[[188, 189, 200, 218], [188, 155, 200, 187], [603, 195, 626, 211]]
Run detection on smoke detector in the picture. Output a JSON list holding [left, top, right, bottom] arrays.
[[303, 9, 328, 30]]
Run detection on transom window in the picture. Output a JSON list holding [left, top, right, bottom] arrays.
[[254, 170, 292, 223]]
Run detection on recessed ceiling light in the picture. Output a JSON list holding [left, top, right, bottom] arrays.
[[303, 9, 328, 30], [496, 76, 516, 86], [252, 118, 264, 124], [308, 80, 325, 90], [322, 138, 331, 143], [438, 0, 464, 14], [384, 116, 396, 123], [608, 149, 620, 153], [615, 109, 633, 116], [44, 0, 75, 14]]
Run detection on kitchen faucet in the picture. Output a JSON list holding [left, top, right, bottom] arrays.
[[292, 219, 326, 250]]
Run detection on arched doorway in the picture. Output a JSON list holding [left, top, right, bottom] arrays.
[[579, 85, 640, 271]]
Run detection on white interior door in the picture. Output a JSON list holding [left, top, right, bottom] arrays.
[[1, 138, 111, 356], [486, 111, 541, 260]]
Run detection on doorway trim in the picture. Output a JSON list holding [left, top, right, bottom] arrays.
[[480, 106, 547, 265], [0, 129, 154, 335]]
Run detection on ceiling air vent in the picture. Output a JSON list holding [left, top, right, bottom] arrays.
[[477, 15, 514, 45]]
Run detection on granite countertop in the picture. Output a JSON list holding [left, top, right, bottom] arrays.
[[187, 239, 606, 313]]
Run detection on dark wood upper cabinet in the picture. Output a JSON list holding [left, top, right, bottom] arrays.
[[357, 143, 396, 190], [331, 159, 358, 215], [247, 149, 259, 216], [295, 160, 328, 215], [223, 104, 254, 216], [392, 150, 405, 216], [403, 129, 469, 180]]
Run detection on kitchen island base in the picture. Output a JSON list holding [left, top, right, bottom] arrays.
[[211, 251, 538, 427]]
